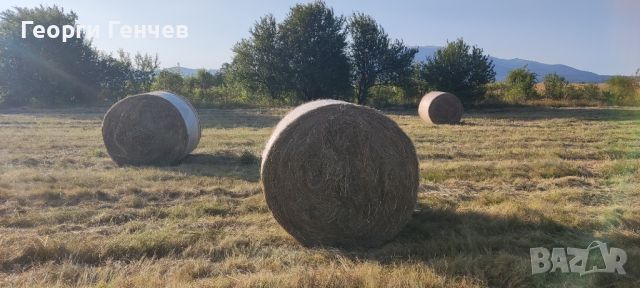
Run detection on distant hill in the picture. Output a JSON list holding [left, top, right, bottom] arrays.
[[163, 66, 218, 77], [413, 46, 610, 83]]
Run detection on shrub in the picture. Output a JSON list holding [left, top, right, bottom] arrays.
[[543, 73, 568, 99], [504, 66, 538, 102], [578, 84, 602, 101], [152, 70, 184, 93], [368, 85, 408, 107], [606, 76, 639, 106]]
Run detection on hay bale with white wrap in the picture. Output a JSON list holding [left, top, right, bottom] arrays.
[[102, 91, 200, 166], [261, 100, 419, 248], [418, 91, 463, 124]]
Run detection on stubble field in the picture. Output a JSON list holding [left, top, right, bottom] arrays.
[[0, 106, 639, 287]]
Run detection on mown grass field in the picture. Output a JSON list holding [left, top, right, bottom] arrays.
[[0, 106, 639, 287]]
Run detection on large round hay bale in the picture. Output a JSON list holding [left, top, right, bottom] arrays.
[[102, 91, 200, 166], [261, 100, 419, 248], [418, 91, 463, 124]]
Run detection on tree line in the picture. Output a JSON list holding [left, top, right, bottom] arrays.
[[0, 6, 162, 106], [146, 1, 497, 107], [227, 2, 420, 105], [487, 66, 640, 106], [1, 3, 638, 107]]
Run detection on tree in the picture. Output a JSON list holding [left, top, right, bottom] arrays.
[[194, 69, 216, 90], [104, 50, 159, 100], [0, 6, 159, 106], [183, 76, 198, 95], [348, 13, 417, 105], [132, 52, 159, 92], [0, 6, 102, 106], [230, 15, 288, 99], [504, 66, 537, 102], [420, 38, 495, 105], [152, 70, 184, 93], [96, 51, 133, 102], [211, 70, 225, 87], [278, 1, 351, 101], [542, 73, 568, 99]]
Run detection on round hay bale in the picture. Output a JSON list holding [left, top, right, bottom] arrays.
[[261, 100, 419, 248], [418, 91, 463, 124], [102, 91, 200, 166]]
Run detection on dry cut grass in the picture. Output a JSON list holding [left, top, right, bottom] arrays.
[[0, 106, 639, 287]]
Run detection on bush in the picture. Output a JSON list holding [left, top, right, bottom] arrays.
[[482, 73, 608, 106], [543, 73, 568, 99], [152, 70, 184, 93], [578, 84, 602, 101], [504, 66, 538, 102], [606, 76, 639, 106], [482, 82, 508, 103], [367, 85, 409, 107]]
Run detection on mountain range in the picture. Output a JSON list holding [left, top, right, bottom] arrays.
[[164, 66, 218, 77], [164, 46, 610, 83], [413, 46, 610, 83]]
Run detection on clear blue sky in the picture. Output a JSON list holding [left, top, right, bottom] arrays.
[[3, 0, 639, 75]]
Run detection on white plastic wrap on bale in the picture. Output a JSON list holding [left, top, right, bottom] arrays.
[[153, 91, 201, 153]]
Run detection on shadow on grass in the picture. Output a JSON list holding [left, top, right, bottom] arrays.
[[384, 106, 640, 123], [335, 204, 639, 287], [160, 152, 260, 182], [468, 107, 640, 122]]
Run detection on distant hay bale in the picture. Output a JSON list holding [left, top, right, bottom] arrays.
[[102, 91, 200, 166], [418, 91, 463, 124], [261, 100, 419, 248]]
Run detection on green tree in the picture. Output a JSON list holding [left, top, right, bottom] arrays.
[[0, 6, 158, 106], [0, 6, 102, 106], [420, 38, 495, 105], [194, 69, 216, 90], [152, 70, 184, 93], [96, 51, 133, 102], [212, 70, 225, 87], [504, 66, 537, 102], [403, 63, 430, 101], [230, 15, 288, 99], [542, 73, 568, 99], [132, 52, 159, 92], [183, 76, 198, 95], [606, 75, 639, 105], [278, 1, 351, 101], [348, 13, 417, 105], [102, 50, 159, 101]]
